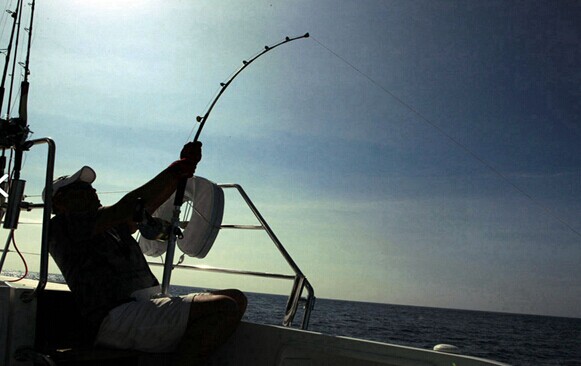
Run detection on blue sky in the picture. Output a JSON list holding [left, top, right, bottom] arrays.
[[1, 1, 580, 318]]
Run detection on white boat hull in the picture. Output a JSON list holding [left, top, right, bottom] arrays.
[[210, 321, 509, 366], [1, 279, 509, 366], [1, 280, 39, 366]]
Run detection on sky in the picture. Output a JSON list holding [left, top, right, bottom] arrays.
[[0, 0, 580, 319]]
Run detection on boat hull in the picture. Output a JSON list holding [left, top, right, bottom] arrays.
[[209, 321, 510, 366], [1, 279, 509, 366], [1, 280, 38, 366]]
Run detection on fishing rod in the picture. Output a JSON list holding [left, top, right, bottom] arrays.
[[0, 2, 20, 222], [6, 0, 24, 120], [0, 1, 20, 115], [19, 0, 34, 123], [160, 32, 310, 294], [5, 0, 33, 194], [193, 32, 310, 142], [0, 0, 30, 153], [0, 0, 36, 277]]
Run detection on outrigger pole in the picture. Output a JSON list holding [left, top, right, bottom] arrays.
[[0, 0, 47, 286], [160, 33, 309, 294], [0, 0, 20, 115], [3, 0, 34, 221], [0, 1, 20, 223]]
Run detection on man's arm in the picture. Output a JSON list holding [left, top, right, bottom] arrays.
[[94, 142, 201, 234]]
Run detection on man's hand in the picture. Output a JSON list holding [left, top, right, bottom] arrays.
[[180, 141, 202, 164], [170, 141, 202, 179]]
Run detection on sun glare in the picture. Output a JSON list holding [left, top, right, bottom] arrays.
[[72, 0, 150, 12]]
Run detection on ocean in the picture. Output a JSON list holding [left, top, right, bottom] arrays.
[[172, 286, 581, 366]]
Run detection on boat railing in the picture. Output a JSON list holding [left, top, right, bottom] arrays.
[[1, 165, 316, 329], [150, 183, 316, 330], [0, 137, 55, 303]]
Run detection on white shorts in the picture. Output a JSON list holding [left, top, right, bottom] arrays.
[[95, 288, 200, 353]]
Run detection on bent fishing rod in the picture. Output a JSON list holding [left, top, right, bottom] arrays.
[[160, 32, 310, 294]]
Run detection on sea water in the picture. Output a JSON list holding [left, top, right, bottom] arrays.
[[172, 285, 580, 366]]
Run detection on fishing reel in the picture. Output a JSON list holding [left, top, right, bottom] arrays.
[[0, 117, 30, 149], [134, 198, 181, 242]]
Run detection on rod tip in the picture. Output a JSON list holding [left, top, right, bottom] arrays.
[[304, 32, 310, 38]]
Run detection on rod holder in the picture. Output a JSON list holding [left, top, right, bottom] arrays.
[[3, 178, 25, 229]]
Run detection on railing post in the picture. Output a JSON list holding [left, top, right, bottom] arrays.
[[21, 138, 55, 302]]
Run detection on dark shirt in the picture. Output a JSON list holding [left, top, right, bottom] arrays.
[[49, 211, 159, 327]]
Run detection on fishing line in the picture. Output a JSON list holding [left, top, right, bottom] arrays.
[[0, 0, 15, 32], [0, 248, 38, 256], [311, 36, 581, 240], [0, 1, 11, 39], [2, 230, 28, 281], [26, 189, 130, 199]]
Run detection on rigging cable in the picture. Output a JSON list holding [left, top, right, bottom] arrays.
[[310, 35, 581, 240], [4, 230, 27, 281]]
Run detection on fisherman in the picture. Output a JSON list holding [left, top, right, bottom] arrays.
[[47, 141, 246, 365]]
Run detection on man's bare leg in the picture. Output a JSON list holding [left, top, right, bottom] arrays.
[[173, 290, 247, 365]]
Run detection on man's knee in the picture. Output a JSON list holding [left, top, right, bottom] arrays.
[[212, 289, 247, 317], [225, 289, 247, 316], [188, 294, 236, 323], [215, 296, 240, 319]]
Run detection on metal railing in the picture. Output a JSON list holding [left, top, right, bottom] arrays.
[[0, 137, 55, 303], [1, 161, 316, 329], [153, 183, 316, 330]]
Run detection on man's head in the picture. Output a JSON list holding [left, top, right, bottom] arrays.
[[45, 166, 101, 214]]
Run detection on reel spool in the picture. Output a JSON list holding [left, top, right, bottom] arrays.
[[139, 176, 224, 259]]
